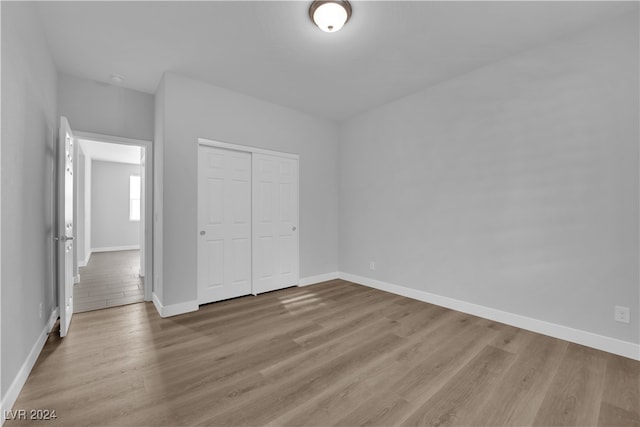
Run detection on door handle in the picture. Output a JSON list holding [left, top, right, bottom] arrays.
[[55, 236, 74, 242], [292, 226, 297, 231]]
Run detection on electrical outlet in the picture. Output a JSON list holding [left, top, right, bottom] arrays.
[[614, 306, 630, 324], [39, 303, 43, 319], [369, 261, 375, 271]]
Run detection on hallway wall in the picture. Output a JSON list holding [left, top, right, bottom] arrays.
[[91, 161, 141, 250], [58, 73, 154, 141], [1, 1, 59, 402]]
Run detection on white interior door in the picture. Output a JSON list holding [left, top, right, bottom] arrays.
[[198, 146, 252, 304], [58, 117, 75, 337], [252, 154, 299, 294]]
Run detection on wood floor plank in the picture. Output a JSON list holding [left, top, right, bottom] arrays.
[[599, 354, 640, 425], [400, 345, 516, 426], [197, 333, 406, 426], [269, 310, 465, 426], [392, 321, 498, 404], [73, 300, 108, 313], [74, 250, 143, 313], [468, 333, 568, 426], [533, 343, 608, 426], [334, 392, 411, 427], [6, 280, 638, 427], [598, 403, 640, 427]]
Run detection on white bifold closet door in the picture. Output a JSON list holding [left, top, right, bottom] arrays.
[[198, 146, 252, 304], [198, 144, 299, 305], [252, 153, 299, 294]]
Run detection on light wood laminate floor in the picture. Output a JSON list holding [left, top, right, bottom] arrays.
[[74, 250, 144, 313], [8, 280, 639, 426]]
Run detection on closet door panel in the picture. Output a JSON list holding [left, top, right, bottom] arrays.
[[198, 146, 252, 304], [253, 153, 299, 294]]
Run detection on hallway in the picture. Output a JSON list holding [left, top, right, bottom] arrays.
[[74, 250, 144, 313]]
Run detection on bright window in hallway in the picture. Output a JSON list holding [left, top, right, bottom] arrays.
[[129, 175, 141, 221]]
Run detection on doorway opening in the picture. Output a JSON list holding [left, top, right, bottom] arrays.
[[73, 134, 151, 313]]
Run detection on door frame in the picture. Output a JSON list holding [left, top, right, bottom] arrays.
[[198, 138, 299, 161], [74, 130, 154, 302], [197, 138, 300, 298]]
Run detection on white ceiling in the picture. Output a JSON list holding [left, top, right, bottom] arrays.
[[35, 1, 636, 121], [79, 139, 141, 165]]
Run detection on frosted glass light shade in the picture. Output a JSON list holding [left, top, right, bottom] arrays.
[[310, 1, 352, 33]]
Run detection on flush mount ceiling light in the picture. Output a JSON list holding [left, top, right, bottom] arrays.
[[309, 0, 352, 33]]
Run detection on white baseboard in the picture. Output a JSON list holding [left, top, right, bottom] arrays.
[[73, 275, 80, 284], [152, 292, 162, 316], [152, 292, 198, 318], [1, 308, 58, 423], [78, 251, 90, 267], [91, 245, 140, 253], [298, 272, 340, 287], [339, 272, 640, 361]]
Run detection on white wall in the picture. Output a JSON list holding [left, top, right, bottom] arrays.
[[58, 73, 154, 141], [1, 0, 58, 400], [155, 73, 339, 306], [339, 13, 639, 345], [91, 160, 141, 250]]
